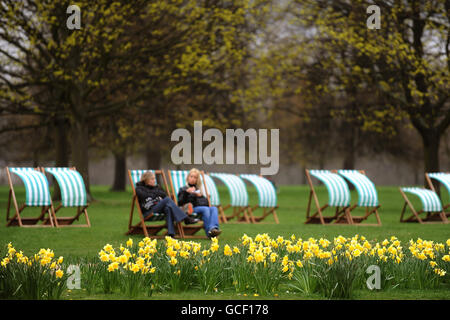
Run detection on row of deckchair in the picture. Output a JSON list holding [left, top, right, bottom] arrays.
[[127, 170, 279, 239], [306, 169, 450, 225], [5, 167, 448, 237], [5, 167, 90, 228]]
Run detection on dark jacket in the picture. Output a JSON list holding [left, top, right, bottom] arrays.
[[135, 181, 167, 214], [177, 184, 209, 207]]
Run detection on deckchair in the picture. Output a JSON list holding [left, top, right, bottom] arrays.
[[5, 167, 55, 227], [43, 167, 90, 227], [201, 173, 229, 223], [426, 172, 450, 214], [399, 187, 448, 224], [305, 169, 353, 224], [167, 170, 207, 238], [209, 172, 252, 223], [127, 169, 185, 238], [337, 170, 381, 226], [240, 174, 279, 223]]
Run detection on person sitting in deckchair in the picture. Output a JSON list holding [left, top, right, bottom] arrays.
[[135, 171, 199, 237], [177, 168, 221, 238]]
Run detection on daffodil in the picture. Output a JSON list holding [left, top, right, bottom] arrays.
[[107, 262, 119, 272], [170, 257, 178, 266], [210, 243, 219, 252], [179, 250, 190, 259], [125, 238, 133, 248], [130, 263, 140, 273], [55, 269, 64, 278], [1, 258, 9, 267], [223, 245, 233, 256]]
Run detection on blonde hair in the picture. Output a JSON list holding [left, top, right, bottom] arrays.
[[141, 171, 155, 184], [186, 168, 202, 188]]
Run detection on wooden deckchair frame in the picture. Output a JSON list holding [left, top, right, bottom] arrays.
[[42, 167, 91, 227], [208, 173, 252, 224], [127, 170, 185, 238], [399, 187, 449, 224], [338, 170, 382, 226], [240, 174, 279, 224], [218, 204, 252, 224], [305, 169, 353, 225], [5, 167, 55, 228], [167, 170, 207, 239]]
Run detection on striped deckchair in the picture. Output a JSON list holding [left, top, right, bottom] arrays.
[[305, 169, 353, 224], [201, 173, 230, 223], [167, 170, 206, 238], [209, 173, 251, 223], [44, 167, 90, 227], [127, 169, 185, 238], [337, 170, 381, 226], [399, 186, 448, 223], [240, 174, 279, 223], [426, 172, 450, 214], [6, 167, 55, 227]]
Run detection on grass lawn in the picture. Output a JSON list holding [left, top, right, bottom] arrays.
[[0, 184, 449, 300]]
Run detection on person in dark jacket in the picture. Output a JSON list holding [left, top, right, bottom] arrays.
[[177, 168, 221, 238], [135, 171, 198, 237]]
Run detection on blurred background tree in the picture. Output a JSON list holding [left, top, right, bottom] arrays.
[[0, 0, 448, 192], [0, 0, 273, 195]]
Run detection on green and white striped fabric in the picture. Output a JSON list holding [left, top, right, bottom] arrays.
[[401, 187, 442, 212], [240, 174, 277, 208], [170, 170, 190, 203], [203, 174, 220, 206], [169, 170, 211, 204], [309, 170, 351, 207], [338, 170, 379, 207], [129, 169, 164, 221], [210, 173, 249, 207], [9, 168, 52, 206], [428, 172, 450, 196], [45, 168, 87, 207], [130, 170, 155, 187], [169, 170, 204, 218]]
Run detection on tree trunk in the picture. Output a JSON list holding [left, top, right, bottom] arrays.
[[421, 129, 441, 193], [342, 124, 356, 190], [342, 127, 356, 170], [71, 118, 93, 201], [146, 129, 162, 169], [111, 150, 127, 191], [53, 118, 70, 201]]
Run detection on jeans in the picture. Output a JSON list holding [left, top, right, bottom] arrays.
[[193, 206, 220, 235], [146, 197, 187, 236]]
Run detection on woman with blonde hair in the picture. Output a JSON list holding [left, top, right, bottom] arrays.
[[135, 171, 199, 237], [177, 168, 221, 238]]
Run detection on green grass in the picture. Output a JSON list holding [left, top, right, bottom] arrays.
[[1, 184, 449, 300]]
